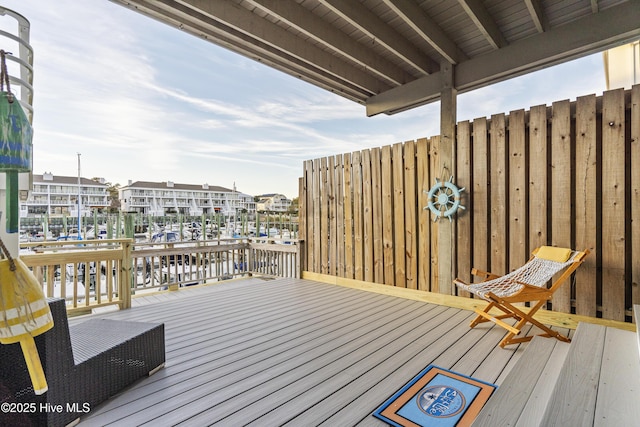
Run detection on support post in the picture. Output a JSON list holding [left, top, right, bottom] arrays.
[[121, 239, 132, 309], [438, 62, 457, 294]]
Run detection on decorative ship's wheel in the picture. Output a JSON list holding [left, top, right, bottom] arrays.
[[424, 176, 465, 222]]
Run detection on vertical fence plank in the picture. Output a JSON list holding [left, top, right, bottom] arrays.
[[601, 88, 626, 321], [393, 142, 406, 287], [371, 147, 384, 284], [417, 138, 431, 291], [456, 122, 472, 296], [298, 176, 304, 269], [430, 136, 440, 290], [343, 153, 354, 279], [352, 150, 364, 281], [300, 163, 309, 272], [312, 158, 321, 273], [404, 140, 418, 289], [327, 155, 336, 276], [632, 85, 640, 309], [335, 154, 345, 277], [529, 105, 548, 256], [381, 145, 395, 286], [473, 118, 489, 276], [575, 94, 598, 317], [303, 160, 312, 271], [550, 100, 573, 313], [490, 114, 508, 275], [509, 109, 528, 271], [362, 149, 374, 283], [320, 157, 329, 274]]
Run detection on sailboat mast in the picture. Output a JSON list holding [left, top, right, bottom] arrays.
[[77, 153, 81, 235]]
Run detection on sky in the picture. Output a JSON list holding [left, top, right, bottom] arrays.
[[0, 1, 609, 199]]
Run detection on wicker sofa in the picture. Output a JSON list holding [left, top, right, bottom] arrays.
[[0, 298, 165, 426]]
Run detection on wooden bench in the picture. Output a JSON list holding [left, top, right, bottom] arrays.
[[0, 298, 165, 426]]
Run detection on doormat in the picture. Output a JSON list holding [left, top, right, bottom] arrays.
[[373, 365, 497, 427]]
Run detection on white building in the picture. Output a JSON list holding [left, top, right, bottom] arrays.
[[604, 40, 639, 90], [255, 193, 292, 212], [22, 172, 109, 217], [119, 180, 255, 217]]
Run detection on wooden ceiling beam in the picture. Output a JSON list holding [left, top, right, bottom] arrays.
[[164, 0, 390, 94], [458, 0, 508, 48], [382, 0, 467, 63], [245, 0, 412, 86], [120, 0, 375, 100], [319, 0, 440, 75], [524, 0, 546, 33]]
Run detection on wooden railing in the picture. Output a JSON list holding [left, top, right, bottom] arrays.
[[131, 239, 246, 292], [20, 237, 301, 314], [244, 240, 302, 278], [21, 239, 132, 315]]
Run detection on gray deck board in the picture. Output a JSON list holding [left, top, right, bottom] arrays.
[[147, 299, 432, 425], [472, 336, 557, 427], [460, 324, 532, 385], [540, 322, 606, 427], [295, 309, 476, 427], [73, 277, 591, 426], [515, 339, 570, 427], [86, 286, 408, 424], [490, 325, 571, 386], [182, 304, 449, 426], [248, 306, 468, 427], [594, 327, 640, 426]]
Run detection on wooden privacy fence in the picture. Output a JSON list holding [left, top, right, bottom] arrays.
[[300, 85, 640, 323]]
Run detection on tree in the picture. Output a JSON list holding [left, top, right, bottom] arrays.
[[288, 197, 299, 214], [92, 178, 121, 213], [107, 183, 121, 212]]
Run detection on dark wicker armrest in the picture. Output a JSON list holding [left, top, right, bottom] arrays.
[[70, 319, 165, 409]]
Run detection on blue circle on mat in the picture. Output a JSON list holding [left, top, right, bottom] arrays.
[[417, 385, 465, 418]]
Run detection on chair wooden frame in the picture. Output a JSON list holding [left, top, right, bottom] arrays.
[[454, 247, 590, 348]]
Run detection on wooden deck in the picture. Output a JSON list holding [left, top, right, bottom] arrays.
[[72, 277, 573, 426]]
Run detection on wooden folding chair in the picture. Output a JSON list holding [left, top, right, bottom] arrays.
[[454, 246, 590, 348]]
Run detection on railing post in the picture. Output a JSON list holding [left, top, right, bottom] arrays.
[[33, 266, 44, 289], [167, 242, 179, 291], [296, 240, 303, 278], [246, 238, 253, 277], [121, 239, 132, 309]]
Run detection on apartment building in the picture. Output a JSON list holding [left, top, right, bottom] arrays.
[[119, 180, 256, 217], [22, 172, 109, 217], [255, 193, 292, 212]]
